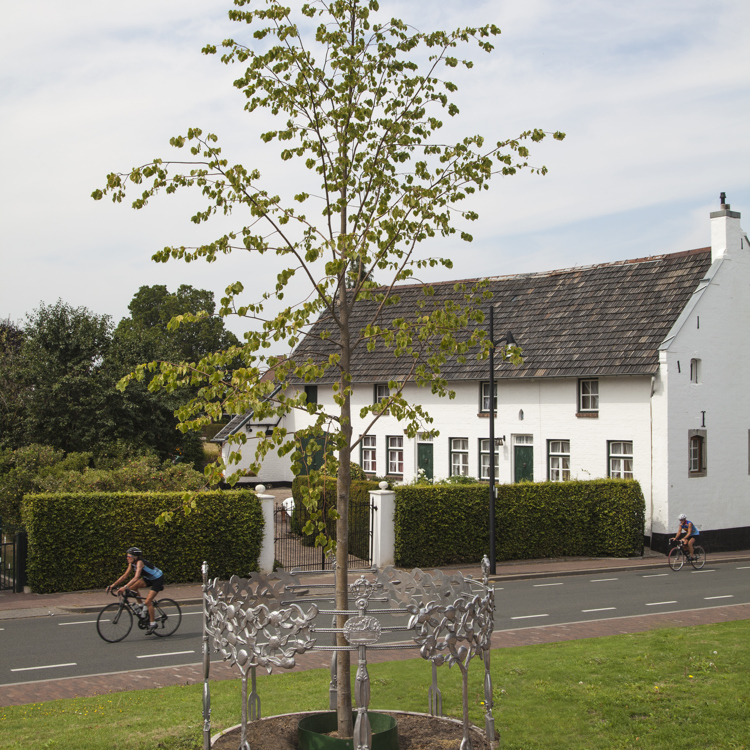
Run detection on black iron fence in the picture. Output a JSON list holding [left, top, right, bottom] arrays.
[[0, 521, 27, 593], [274, 496, 373, 572]]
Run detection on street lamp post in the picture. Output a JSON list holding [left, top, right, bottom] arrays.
[[488, 304, 515, 575]]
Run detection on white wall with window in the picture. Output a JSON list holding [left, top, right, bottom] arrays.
[[361, 435, 377, 474], [608, 441, 634, 479], [387, 436, 404, 475], [479, 439, 500, 480]]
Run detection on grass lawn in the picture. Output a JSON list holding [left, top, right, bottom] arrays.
[[2, 620, 748, 749]]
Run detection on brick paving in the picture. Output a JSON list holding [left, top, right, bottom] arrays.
[[2, 550, 749, 707]]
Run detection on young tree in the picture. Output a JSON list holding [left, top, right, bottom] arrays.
[[94, 0, 563, 735]]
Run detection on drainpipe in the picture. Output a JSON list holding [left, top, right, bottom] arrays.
[[649, 374, 656, 552]]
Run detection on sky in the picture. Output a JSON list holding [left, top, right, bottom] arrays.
[[1, 0, 748, 340]]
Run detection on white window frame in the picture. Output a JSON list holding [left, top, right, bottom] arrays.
[[450, 438, 469, 476], [480, 382, 497, 413], [479, 438, 500, 480], [579, 379, 599, 412], [374, 384, 390, 404], [608, 441, 633, 479], [548, 440, 571, 482], [361, 435, 376, 474], [387, 435, 403, 475]]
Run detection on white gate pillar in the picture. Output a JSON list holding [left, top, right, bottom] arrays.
[[370, 482, 396, 569], [255, 485, 275, 574]]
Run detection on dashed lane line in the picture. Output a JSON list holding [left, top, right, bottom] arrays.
[[705, 595, 734, 600], [590, 578, 618, 582], [136, 650, 195, 660], [11, 663, 77, 673], [59, 620, 97, 626], [643, 574, 668, 578], [533, 583, 563, 587], [510, 614, 549, 620], [645, 601, 678, 606], [582, 607, 616, 613]]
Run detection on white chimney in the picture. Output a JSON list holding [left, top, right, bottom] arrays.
[[710, 192, 742, 262]]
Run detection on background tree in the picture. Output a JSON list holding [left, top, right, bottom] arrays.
[[95, 0, 562, 735], [0, 318, 27, 450]]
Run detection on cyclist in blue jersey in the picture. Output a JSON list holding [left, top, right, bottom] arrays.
[[670, 514, 700, 560], [107, 547, 165, 634]]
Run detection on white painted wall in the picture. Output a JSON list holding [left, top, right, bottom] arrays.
[[658, 210, 750, 535]]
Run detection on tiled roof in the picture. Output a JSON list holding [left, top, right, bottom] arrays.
[[292, 247, 712, 382]]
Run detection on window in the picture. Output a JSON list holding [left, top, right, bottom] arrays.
[[480, 382, 497, 413], [361, 435, 376, 474], [579, 379, 599, 413], [387, 436, 403, 475], [374, 384, 389, 404], [450, 438, 469, 476], [304, 385, 318, 404], [608, 441, 633, 479], [548, 440, 570, 482], [688, 430, 707, 477], [479, 438, 500, 480], [690, 359, 701, 384]]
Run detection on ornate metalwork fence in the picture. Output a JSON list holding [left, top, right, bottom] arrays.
[[202, 558, 495, 750], [0, 523, 26, 592], [273, 497, 374, 572]]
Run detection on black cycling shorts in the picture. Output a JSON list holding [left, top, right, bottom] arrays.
[[147, 575, 165, 593]]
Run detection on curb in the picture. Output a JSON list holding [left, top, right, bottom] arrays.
[[56, 597, 205, 615]]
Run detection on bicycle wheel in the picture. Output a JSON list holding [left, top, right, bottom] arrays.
[[152, 598, 181, 637], [690, 545, 706, 570], [97, 602, 133, 643], [668, 546, 684, 571]]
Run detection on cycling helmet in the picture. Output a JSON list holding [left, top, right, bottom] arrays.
[[126, 547, 142, 558], [678, 514, 687, 521]]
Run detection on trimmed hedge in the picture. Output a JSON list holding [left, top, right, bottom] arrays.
[[394, 479, 645, 569], [21, 490, 264, 594], [291, 476, 378, 559]]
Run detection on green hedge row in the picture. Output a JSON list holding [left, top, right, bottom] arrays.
[[21, 490, 264, 594], [394, 479, 645, 568], [291, 476, 378, 559]]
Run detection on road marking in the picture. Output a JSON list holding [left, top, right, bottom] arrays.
[[704, 595, 734, 600], [182, 611, 204, 616], [582, 607, 616, 612], [642, 573, 668, 578], [510, 614, 549, 620], [136, 650, 195, 659], [590, 578, 618, 582], [645, 601, 678, 606], [11, 663, 77, 672], [691, 570, 715, 573], [737, 566, 750, 570], [533, 583, 563, 587], [59, 620, 97, 626]]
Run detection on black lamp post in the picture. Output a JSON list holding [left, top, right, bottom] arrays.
[[488, 304, 515, 575]]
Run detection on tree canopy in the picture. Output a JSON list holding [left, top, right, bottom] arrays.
[[94, 0, 563, 735]]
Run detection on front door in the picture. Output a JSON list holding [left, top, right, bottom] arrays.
[[514, 444, 533, 482], [417, 443, 434, 480]]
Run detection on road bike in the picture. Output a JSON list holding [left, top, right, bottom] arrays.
[[97, 588, 182, 643], [668, 538, 706, 571]]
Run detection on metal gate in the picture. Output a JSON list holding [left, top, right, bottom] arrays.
[[274, 496, 373, 572], [0, 522, 27, 593]]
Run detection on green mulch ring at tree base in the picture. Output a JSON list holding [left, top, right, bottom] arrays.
[[0, 621, 748, 749]]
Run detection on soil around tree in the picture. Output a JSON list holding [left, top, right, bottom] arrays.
[[211, 711, 493, 750]]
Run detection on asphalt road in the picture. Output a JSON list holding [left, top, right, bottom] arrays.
[[1, 562, 748, 686]]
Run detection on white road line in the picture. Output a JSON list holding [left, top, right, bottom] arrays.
[[643, 574, 668, 578], [704, 595, 734, 600], [11, 662, 77, 672], [590, 578, 618, 582], [510, 614, 549, 620], [59, 620, 97, 626], [645, 601, 678, 606], [533, 583, 563, 587], [582, 607, 616, 613], [136, 650, 195, 660], [182, 611, 204, 616], [737, 566, 750, 570], [691, 569, 715, 573]]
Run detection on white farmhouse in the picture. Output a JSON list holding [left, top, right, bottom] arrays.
[[213, 198, 749, 553]]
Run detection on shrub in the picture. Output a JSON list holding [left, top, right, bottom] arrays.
[[394, 479, 645, 568], [21, 490, 263, 594]]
